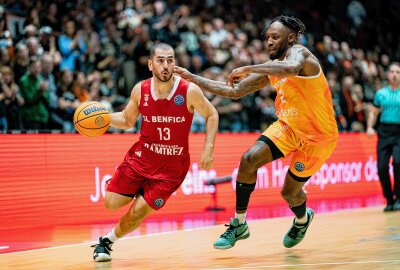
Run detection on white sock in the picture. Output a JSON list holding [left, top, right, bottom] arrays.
[[235, 212, 246, 224], [295, 213, 308, 225], [104, 228, 119, 243]]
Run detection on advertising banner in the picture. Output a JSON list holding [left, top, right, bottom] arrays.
[[0, 133, 382, 229]]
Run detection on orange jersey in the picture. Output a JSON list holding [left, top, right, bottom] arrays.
[[269, 68, 338, 144]]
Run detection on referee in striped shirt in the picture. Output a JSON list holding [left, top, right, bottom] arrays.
[[367, 62, 400, 212]]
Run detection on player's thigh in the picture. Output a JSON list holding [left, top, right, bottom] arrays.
[[107, 161, 146, 196], [290, 141, 337, 178], [261, 120, 300, 157], [105, 191, 134, 209]]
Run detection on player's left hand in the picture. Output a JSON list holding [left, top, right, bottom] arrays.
[[200, 148, 214, 170], [226, 67, 249, 88], [174, 66, 194, 82]]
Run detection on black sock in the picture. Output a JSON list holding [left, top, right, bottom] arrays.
[[236, 181, 256, 212], [289, 200, 307, 219]]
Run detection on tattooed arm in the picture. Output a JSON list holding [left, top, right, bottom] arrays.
[[226, 45, 320, 87], [174, 66, 270, 99]]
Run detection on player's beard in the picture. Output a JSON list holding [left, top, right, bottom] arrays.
[[154, 70, 173, 82], [269, 45, 287, 60]]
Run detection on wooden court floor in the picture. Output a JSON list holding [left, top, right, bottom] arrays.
[[2, 206, 400, 270]]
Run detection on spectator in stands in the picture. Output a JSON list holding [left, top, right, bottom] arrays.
[[97, 17, 121, 79], [13, 44, 29, 84], [40, 3, 60, 35], [26, 36, 43, 58], [24, 7, 41, 29], [57, 69, 80, 132], [59, 19, 87, 72], [339, 76, 356, 131], [367, 62, 400, 212], [22, 24, 38, 40], [78, 16, 100, 73], [0, 0, 398, 134], [1, 66, 24, 130], [0, 16, 13, 51], [41, 53, 62, 130], [19, 56, 49, 130], [39, 26, 61, 67], [72, 71, 90, 102], [0, 47, 11, 67], [132, 25, 152, 83]]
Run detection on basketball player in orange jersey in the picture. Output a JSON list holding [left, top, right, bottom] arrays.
[[175, 15, 338, 249], [91, 43, 218, 262]]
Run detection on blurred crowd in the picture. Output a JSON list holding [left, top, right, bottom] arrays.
[[0, 0, 399, 133]]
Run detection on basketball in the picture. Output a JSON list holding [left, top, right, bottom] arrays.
[[74, 101, 110, 137]]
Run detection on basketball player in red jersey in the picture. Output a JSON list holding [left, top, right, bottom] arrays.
[[92, 43, 218, 262], [175, 15, 338, 249]]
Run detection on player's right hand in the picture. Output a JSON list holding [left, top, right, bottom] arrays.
[[174, 66, 194, 82], [200, 148, 214, 170], [226, 67, 249, 88]]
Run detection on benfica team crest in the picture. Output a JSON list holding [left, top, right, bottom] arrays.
[[143, 94, 149, 106]]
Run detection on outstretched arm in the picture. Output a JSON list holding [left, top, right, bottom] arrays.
[[110, 83, 141, 130], [175, 66, 270, 99], [187, 84, 219, 169], [226, 45, 309, 87]]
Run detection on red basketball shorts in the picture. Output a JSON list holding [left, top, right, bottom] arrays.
[[107, 159, 190, 210]]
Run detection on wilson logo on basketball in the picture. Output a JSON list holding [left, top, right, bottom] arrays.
[[83, 106, 107, 116]]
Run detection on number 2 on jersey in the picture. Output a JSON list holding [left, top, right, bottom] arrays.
[[157, 127, 171, 140]]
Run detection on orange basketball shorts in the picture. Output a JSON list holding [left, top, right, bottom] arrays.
[[262, 120, 337, 178]]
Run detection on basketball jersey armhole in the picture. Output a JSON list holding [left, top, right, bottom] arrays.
[[294, 66, 322, 79]]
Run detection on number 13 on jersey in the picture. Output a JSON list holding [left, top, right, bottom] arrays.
[[157, 127, 171, 140]]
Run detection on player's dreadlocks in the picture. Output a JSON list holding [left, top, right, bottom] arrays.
[[262, 15, 306, 45]]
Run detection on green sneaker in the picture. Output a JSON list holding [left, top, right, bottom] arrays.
[[213, 218, 250, 250], [283, 208, 314, 248]]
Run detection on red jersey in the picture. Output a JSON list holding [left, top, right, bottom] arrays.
[[126, 76, 194, 179]]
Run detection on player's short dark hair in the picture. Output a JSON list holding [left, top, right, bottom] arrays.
[[272, 15, 306, 35], [150, 43, 174, 58], [262, 15, 306, 38]]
